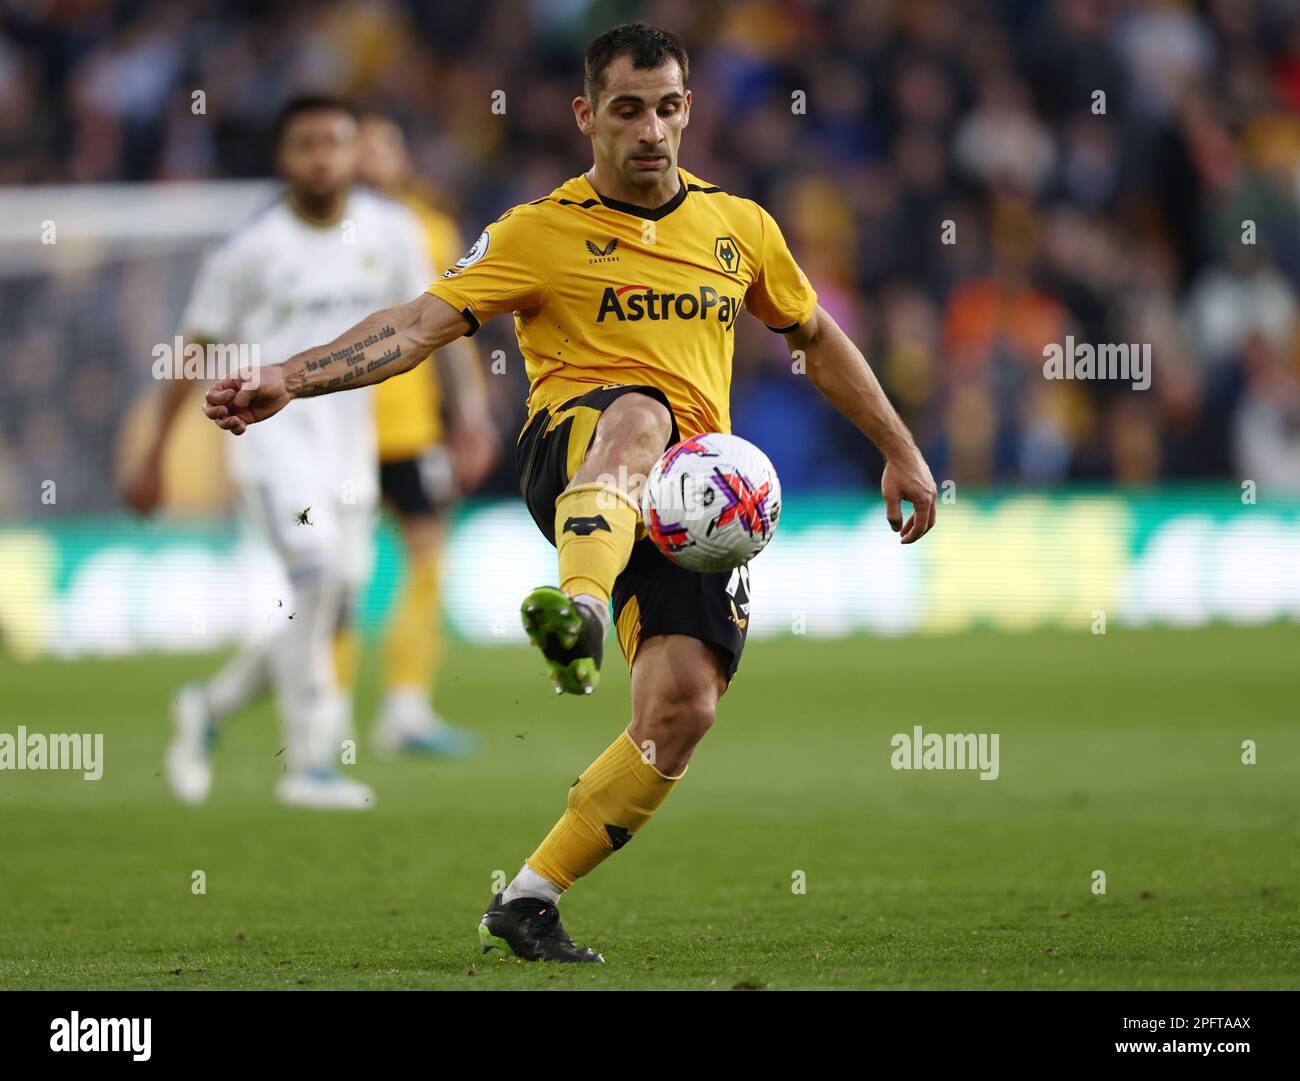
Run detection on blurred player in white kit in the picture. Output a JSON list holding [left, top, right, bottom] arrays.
[[126, 95, 435, 809]]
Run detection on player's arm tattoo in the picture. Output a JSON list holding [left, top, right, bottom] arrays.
[[279, 294, 470, 400], [287, 325, 402, 398]]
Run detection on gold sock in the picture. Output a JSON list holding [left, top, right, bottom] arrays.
[[332, 628, 359, 691], [527, 730, 685, 889], [554, 482, 639, 604], [383, 546, 443, 694]]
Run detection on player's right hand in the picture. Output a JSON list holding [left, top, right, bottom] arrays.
[[881, 446, 937, 544], [203, 368, 291, 435]]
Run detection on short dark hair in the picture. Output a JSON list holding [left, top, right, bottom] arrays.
[[584, 23, 688, 105], [273, 94, 358, 149]]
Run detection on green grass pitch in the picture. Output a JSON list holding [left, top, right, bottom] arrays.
[[1, 625, 1297, 989]]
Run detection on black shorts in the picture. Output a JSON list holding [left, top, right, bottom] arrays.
[[379, 448, 454, 518], [515, 383, 751, 681]]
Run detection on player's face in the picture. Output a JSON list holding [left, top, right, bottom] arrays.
[[577, 56, 690, 193], [277, 110, 359, 201]]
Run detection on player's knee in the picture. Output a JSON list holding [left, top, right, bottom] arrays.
[[647, 682, 717, 753], [675, 695, 716, 747], [597, 393, 672, 460]]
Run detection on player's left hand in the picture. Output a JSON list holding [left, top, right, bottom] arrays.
[[881, 448, 937, 544]]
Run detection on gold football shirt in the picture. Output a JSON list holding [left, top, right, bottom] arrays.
[[425, 167, 817, 438]]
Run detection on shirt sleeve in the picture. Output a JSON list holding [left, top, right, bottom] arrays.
[[422, 214, 482, 369], [424, 205, 549, 335], [744, 204, 818, 333], [179, 239, 244, 343]]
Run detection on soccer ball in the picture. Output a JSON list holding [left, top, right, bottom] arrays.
[[642, 432, 781, 573]]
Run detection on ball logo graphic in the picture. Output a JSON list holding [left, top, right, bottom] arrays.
[[642, 433, 781, 573]]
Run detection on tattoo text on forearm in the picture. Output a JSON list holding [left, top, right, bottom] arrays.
[[288, 325, 401, 397]]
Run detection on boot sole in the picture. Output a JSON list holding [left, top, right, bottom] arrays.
[[520, 587, 599, 695]]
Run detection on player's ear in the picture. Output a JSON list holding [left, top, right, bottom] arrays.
[[681, 89, 691, 127], [573, 96, 595, 136]]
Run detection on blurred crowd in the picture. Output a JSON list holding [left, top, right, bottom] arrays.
[[4, 0, 1300, 511]]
